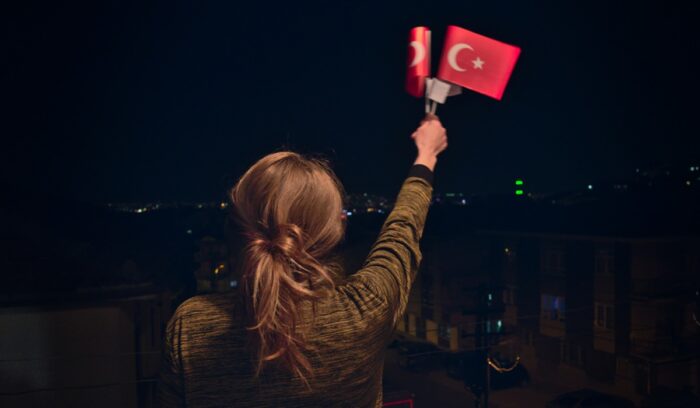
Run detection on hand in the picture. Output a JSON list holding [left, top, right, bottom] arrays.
[[411, 113, 447, 171]]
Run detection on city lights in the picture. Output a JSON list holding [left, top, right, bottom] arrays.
[[213, 263, 226, 275], [101, 161, 700, 221], [515, 179, 525, 196]]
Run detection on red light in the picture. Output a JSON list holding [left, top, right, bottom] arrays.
[[383, 398, 414, 408]]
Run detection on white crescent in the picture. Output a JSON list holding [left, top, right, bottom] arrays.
[[409, 41, 425, 67], [447, 43, 474, 72]]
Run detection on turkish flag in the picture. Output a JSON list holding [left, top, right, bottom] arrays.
[[406, 26, 431, 98], [437, 25, 520, 100]]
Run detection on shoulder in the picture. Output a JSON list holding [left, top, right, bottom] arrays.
[[175, 292, 233, 313], [167, 292, 239, 332]]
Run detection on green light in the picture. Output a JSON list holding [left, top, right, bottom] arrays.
[[515, 179, 524, 186], [515, 190, 524, 196], [497, 320, 503, 330]]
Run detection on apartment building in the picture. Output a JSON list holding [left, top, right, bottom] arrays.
[[482, 231, 700, 402]]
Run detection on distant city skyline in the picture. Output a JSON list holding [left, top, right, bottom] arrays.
[[99, 161, 700, 207]]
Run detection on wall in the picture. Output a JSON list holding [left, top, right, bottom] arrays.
[[0, 294, 165, 408]]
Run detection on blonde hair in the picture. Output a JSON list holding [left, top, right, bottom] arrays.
[[230, 151, 345, 387]]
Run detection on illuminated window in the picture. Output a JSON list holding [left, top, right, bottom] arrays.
[[541, 294, 566, 322], [439, 323, 451, 341], [486, 319, 504, 334]]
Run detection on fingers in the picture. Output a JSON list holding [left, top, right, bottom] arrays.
[[412, 113, 448, 156], [435, 140, 448, 155], [437, 131, 448, 154], [420, 113, 439, 125]]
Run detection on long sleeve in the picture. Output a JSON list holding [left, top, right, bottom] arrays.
[[152, 166, 434, 408], [346, 166, 433, 327], [157, 313, 186, 408]]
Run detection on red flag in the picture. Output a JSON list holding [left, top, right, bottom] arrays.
[[406, 26, 431, 98], [437, 25, 520, 100]]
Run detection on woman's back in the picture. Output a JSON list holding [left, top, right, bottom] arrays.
[[158, 117, 446, 407], [159, 286, 391, 407], [159, 176, 432, 407]]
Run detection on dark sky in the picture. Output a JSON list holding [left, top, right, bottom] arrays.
[[4, 0, 698, 203]]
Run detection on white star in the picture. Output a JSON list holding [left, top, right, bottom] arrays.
[[472, 57, 485, 70]]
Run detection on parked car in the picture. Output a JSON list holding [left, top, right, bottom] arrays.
[[445, 351, 471, 380], [396, 340, 442, 371], [444, 352, 529, 389], [489, 361, 530, 389], [640, 386, 700, 408], [547, 389, 635, 408]]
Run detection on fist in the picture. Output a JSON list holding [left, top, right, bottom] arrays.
[[412, 114, 448, 159]]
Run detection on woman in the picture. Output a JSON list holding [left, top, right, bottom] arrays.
[[159, 115, 447, 407]]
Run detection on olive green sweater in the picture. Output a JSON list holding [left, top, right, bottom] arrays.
[[158, 170, 433, 408]]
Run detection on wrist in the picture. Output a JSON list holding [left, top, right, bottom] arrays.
[[414, 154, 437, 171]]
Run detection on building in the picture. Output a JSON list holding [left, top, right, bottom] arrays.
[[396, 235, 506, 354], [482, 230, 700, 403]]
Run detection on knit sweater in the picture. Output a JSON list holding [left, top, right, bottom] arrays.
[[158, 167, 433, 408]]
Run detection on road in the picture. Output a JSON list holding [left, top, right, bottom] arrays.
[[383, 348, 476, 408], [383, 348, 567, 408]]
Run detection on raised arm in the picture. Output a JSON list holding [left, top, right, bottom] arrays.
[[346, 115, 447, 327]]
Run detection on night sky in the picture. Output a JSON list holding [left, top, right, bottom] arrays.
[[4, 0, 698, 203]]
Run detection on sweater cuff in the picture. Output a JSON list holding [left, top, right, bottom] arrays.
[[408, 164, 434, 186]]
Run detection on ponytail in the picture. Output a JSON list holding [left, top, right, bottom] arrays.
[[231, 152, 345, 388]]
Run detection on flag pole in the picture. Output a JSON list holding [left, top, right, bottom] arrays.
[[424, 77, 431, 114], [426, 29, 432, 114]]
